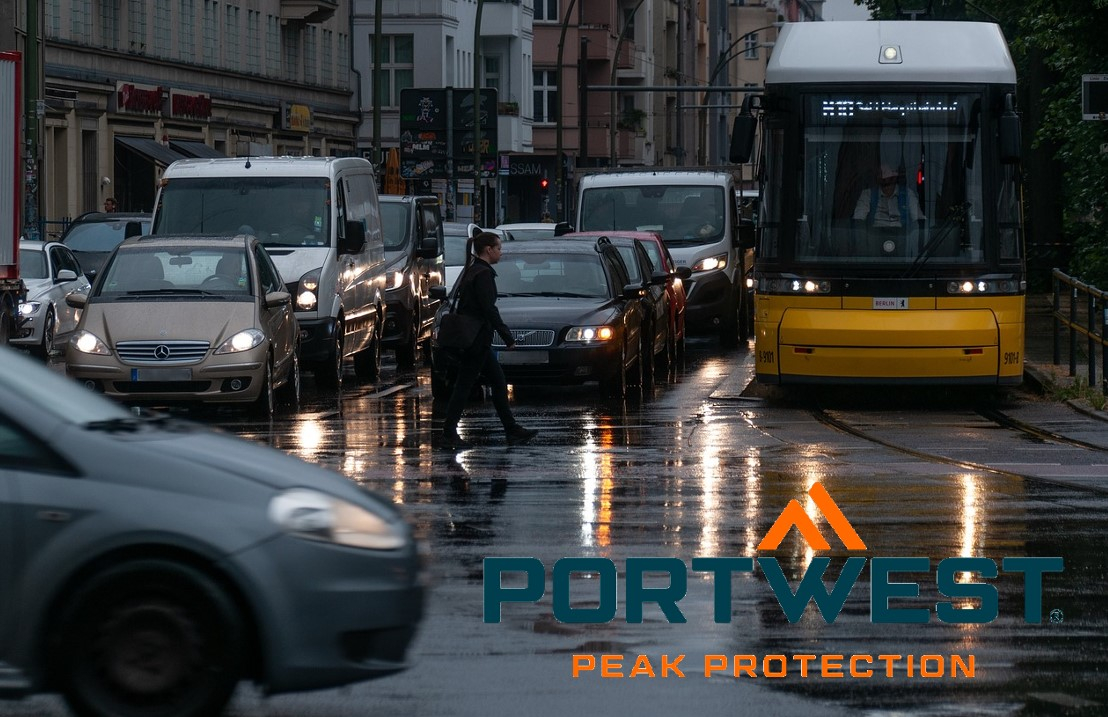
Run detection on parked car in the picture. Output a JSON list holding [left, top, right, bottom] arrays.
[[429, 237, 648, 399], [495, 221, 573, 242], [379, 195, 445, 367], [58, 211, 151, 279], [12, 240, 91, 358], [567, 230, 691, 366], [0, 344, 424, 717], [65, 234, 300, 416], [442, 224, 504, 291]]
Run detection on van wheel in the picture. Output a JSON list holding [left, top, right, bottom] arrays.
[[54, 560, 244, 717], [719, 285, 741, 349], [354, 322, 382, 380], [315, 331, 343, 390], [395, 315, 418, 369]]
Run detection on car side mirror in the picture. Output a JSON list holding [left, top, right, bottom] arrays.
[[56, 269, 77, 283], [265, 290, 291, 308], [66, 292, 88, 309], [429, 285, 449, 301], [339, 220, 366, 255], [649, 271, 668, 286], [674, 266, 693, 281], [622, 284, 644, 299], [415, 235, 439, 259]]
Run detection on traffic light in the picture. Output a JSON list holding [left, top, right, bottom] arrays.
[[539, 177, 550, 192]]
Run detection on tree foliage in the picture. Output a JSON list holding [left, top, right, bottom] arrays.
[[854, 0, 1108, 287]]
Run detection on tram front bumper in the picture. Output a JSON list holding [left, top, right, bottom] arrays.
[[757, 307, 1023, 385]]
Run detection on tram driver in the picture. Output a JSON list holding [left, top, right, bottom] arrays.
[[851, 165, 923, 257]]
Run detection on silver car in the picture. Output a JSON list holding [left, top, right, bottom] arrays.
[[65, 234, 300, 415], [0, 345, 425, 717], [13, 240, 91, 358]]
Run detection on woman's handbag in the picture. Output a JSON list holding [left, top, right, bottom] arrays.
[[436, 266, 484, 351]]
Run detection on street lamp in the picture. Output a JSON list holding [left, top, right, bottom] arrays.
[[473, 0, 484, 226], [697, 22, 780, 165]]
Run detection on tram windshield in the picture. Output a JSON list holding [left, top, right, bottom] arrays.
[[766, 91, 1016, 268]]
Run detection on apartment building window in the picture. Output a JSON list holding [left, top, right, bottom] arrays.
[[100, 0, 120, 50], [245, 10, 259, 74], [533, 69, 557, 124], [203, 1, 219, 64], [154, 1, 171, 56], [744, 32, 759, 60], [225, 5, 239, 71], [283, 24, 301, 82], [484, 56, 501, 96], [534, 0, 558, 22], [321, 30, 334, 85], [265, 15, 279, 75], [128, 0, 146, 53], [368, 35, 414, 108], [179, 0, 195, 60], [338, 34, 350, 87], [70, 0, 89, 41], [45, 0, 60, 38], [304, 26, 318, 84]]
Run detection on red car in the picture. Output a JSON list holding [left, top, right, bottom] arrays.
[[565, 231, 691, 362]]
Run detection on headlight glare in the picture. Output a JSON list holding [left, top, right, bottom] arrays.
[[215, 329, 265, 354], [565, 326, 615, 342], [388, 271, 406, 290], [691, 254, 727, 273], [297, 268, 321, 310], [18, 301, 41, 317], [71, 330, 111, 355]]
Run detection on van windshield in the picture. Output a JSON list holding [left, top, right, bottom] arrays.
[[578, 185, 725, 247], [153, 177, 331, 248]]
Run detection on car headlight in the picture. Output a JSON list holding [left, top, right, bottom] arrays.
[[71, 330, 111, 355], [388, 271, 407, 291], [18, 301, 41, 317], [691, 254, 727, 272], [297, 268, 321, 311], [214, 329, 265, 354], [565, 326, 615, 343], [268, 488, 406, 550]]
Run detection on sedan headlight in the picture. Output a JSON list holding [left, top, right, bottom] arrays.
[[71, 330, 111, 355], [268, 488, 406, 550], [691, 254, 728, 272], [18, 301, 41, 317], [565, 326, 615, 343], [214, 329, 265, 354]]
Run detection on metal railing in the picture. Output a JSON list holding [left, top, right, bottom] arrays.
[[1052, 268, 1108, 393]]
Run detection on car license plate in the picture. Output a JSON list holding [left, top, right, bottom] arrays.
[[131, 367, 192, 381], [498, 350, 548, 365]]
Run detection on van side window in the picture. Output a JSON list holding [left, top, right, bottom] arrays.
[[336, 180, 348, 242]]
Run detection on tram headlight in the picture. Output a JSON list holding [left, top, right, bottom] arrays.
[[946, 279, 1022, 294]]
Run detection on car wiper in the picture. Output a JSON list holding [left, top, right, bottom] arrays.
[[124, 289, 224, 297]]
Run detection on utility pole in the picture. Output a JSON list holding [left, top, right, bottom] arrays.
[[554, 0, 578, 221], [472, 0, 484, 225], [579, 36, 589, 168], [23, 0, 41, 239], [372, 0, 382, 167]]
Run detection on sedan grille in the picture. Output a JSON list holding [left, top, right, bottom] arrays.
[[115, 340, 211, 364], [492, 329, 555, 348]]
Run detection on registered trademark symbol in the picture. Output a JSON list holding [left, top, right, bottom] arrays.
[[1049, 608, 1064, 624]]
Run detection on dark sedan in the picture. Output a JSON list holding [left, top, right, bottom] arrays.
[[59, 211, 151, 279], [430, 238, 648, 399]]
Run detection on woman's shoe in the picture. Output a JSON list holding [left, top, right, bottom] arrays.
[[505, 425, 539, 445]]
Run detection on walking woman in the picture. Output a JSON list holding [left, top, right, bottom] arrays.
[[441, 230, 538, 449]]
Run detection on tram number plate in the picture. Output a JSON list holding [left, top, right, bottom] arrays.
[[873, 297, 908, 310]]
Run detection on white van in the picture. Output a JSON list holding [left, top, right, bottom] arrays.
[[151, 157, 387, 387], [576, 170, 754, 347]]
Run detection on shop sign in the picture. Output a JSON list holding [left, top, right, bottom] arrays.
[[285, 103, 311, 133], [116, 82, 164, 115], [170, 89, 212, 119]]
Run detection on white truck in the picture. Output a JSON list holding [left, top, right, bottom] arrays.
[[575, 169, 754, 347], [151, 156, 388, 387], [0, 51, 25, 345]]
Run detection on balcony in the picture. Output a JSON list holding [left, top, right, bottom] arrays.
[[580, 25, 612, 62], [280, 0, 336, 24], [483, 0, 524, 38]]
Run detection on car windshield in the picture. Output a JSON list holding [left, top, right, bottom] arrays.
[[380, 201, 411, 252], [498, 253, 609, 298], [153, 177, 330, 248], [98, 247, 251, 295], [0, 347, 132, 423], [19, 250, 47, 279], [63, 219, 150, 251]]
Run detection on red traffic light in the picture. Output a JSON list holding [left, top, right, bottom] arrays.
[[540, 178, 550, 190]]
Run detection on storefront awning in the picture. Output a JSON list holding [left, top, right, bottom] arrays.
[[170, 140, 224, 159], [115, 136, 189, 167]]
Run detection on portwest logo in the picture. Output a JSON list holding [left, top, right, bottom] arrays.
[[484, 483, 1064, 625]]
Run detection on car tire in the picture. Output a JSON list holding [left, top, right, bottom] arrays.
[[54, 560, 245, 717], [35, 307, 56, 360], [314, 328, 343, 390], [395, 313, 418, 369], [0, 296, 13, 346], [601, 342, 627, 399], [637, 332, 654, 391], [251, 356, 275, 418], [657, 328, 675, 378], [354, 321, 382, 380], [276, 348, 300, 411]]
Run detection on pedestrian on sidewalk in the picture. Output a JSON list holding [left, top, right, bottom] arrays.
[[441, 230, 538, 449]]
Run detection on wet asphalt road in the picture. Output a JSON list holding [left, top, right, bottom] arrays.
[[13, 341, 1108, 716]]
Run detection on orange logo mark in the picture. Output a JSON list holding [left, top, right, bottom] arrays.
[[758, 482, 867, 551]]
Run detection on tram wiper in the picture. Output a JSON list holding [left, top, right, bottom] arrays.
[[903, 203, 968, 278]]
